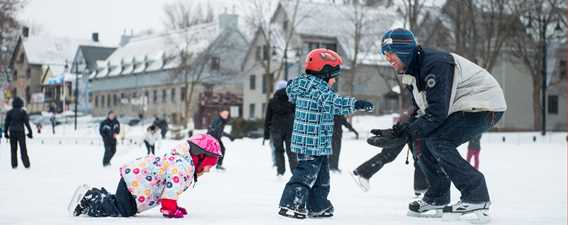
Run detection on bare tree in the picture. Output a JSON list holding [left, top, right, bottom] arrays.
[[338, 2, 384, 97], [0, 0, 25, 67], [245, 0, 278, 103], [162, 1, 215, 128], [163, 1, 214, 30], [509, 0, 566, 130]]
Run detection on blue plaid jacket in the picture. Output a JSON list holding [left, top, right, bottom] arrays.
[[286, 73, 356, 156]]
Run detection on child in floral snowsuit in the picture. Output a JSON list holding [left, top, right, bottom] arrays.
[[278, 48, 374, 219], [71, 133, 221, 218]]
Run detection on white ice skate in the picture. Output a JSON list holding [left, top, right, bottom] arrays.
[[66, 184, 90, 216], [442, 201, 491, 224], [350, 171, 370, 192], [406, 199, 445, 218]]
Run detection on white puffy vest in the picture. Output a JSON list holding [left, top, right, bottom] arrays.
[[402, 53, 507, 116]]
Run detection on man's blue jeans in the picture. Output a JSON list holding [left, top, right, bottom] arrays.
[[413, 111, 503, 205], [279, 154, 332, 214]]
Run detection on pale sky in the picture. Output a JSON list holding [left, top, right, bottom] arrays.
[[18, 0, 240, 46]]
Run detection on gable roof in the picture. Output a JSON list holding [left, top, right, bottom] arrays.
[[245, 1, 397, 68], [92, 19, 249, 80], [13, 35, 101, 66], [77, 45, 116, 70]]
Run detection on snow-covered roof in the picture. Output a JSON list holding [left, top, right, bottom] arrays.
[[93, 22, 225, 79], [20, 35, 102, 66], [271, 1, 397, 66]]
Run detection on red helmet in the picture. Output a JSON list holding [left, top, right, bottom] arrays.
[[304, 48, 343, 79]]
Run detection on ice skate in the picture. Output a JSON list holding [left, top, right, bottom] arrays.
[[308, 206, 334, 218], [442, 201, 491, 224], [66, 184, 91, 216], [350, 170, 370, 192], [278, 207, 307, 219], [406, 199, 446, 218]]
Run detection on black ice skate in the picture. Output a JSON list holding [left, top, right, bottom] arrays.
[[407, 199, 446, 218], [278, 207, 307, 219], [67, 184, 91, 216], [442, 201, 491, 224], [308, 206, 334, 218]]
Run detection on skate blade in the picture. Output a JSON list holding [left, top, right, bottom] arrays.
[[442, 209, 491, 224], [349, 172, 369, 192], [66, 184, 90, 216], [407, 209, 442, 218]]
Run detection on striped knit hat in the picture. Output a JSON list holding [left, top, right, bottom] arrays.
[[381, 28, 417, 67]]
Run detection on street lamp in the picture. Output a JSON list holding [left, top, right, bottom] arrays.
[[524, 11, 564, 136], [73, 58, 85, 130]]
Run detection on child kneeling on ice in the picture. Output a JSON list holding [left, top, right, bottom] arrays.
[[69, 133, 221, 218], [278, 48, 374, 219]]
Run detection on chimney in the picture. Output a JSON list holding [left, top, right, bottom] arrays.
[[92, 32, 99, 42], [22, 26, 29, 38], [219, 12, 238, 31]]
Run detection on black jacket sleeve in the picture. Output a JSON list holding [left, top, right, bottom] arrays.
[[408, 62, 454, 137], [23, 111, 32, 134], [263, 100, 274, 139]]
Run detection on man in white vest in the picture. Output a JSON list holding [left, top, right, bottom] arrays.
[[370, 28, 506, 219]]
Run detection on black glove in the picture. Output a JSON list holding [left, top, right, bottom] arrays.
[[4, 133, 9, 139], [354, 131, 359, 140], [354, 100, 374, 112], [27, 133, 33, 139], [263, 130, 270, 140], [367, 133, 407, 149], [367, 122, 411, 148]]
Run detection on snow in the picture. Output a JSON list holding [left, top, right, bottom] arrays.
[[0, 115, 566, 225]]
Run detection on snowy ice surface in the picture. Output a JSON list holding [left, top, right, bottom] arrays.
[[0, 115, 566, 225]]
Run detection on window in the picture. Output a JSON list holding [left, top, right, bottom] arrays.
[[210, 57, 220, 71], [262, 103, 266, 115], [26, 68, 31, 79], [162, 89, 167, 103], [25, 86, 30, 103], [559, 60, 566, 80], [12, 70, 17, 81], [307, 42, 320, 51], [107, 95, 111, 108], [249, 103, 255, 119], [153, 90, 157, 103], [263, 44, 270, 60], [250, 74, 256, 90], [323, 43, 337, 51], [101, 95, 105, 108], [181, 87, 187, 101], [95, 95, 99, 107], [262, 73, 272, 94], [120, 93, 125, 101], [548, 95, 559, 115], [113, 94, 118, 106], [255, 46, 262, 60], [283, 20, 288, 31], [171, 88, 176, 103]]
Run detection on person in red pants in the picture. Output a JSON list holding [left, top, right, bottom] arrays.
[[466, 134, 482, 170]]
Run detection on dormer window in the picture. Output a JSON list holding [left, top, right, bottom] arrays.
[[283, 20, 288, 31], [210, 57, 220, 71]]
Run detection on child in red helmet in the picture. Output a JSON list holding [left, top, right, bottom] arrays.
[[68, 133, 222, 218], [278, 48, 375, 219]]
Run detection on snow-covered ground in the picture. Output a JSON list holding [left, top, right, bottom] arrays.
[[0, 115, 566, 225]]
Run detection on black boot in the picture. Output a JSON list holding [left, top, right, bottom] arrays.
[[73, 188, 100, 216]]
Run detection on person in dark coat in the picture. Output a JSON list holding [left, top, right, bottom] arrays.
[[329, 116, 358, 173], [48, 103, 56, 134], [99, 111, 120, 167], [153, 116, 169, 139], [207, 110, 234, 170], [4, 97, 33, 169], [264, 86, 297, 176]]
